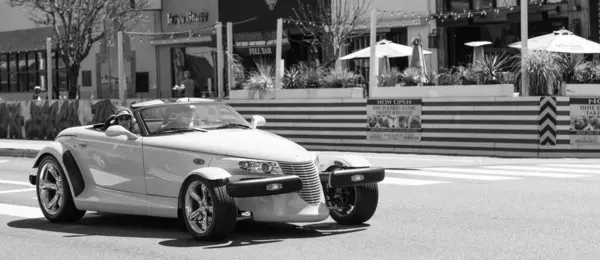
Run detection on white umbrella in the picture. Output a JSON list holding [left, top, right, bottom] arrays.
[[508, 29, 600, 53], [465, 41, 492, 71], [339, 39, 432, 60]]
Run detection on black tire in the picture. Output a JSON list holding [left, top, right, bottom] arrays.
[[328, 183, 380, 225], [179, 176, 237, 241], [36, 155, 86, 222]]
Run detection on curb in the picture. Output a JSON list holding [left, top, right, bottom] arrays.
[[0, 148, 40, 158]]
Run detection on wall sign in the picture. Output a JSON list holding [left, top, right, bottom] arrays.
[[570, 98, 600, 145], [167, 11, 209, 25], [249, 47, 273, 55], [366, 99, 422, 143]]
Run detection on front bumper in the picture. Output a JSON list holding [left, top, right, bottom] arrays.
[[319, 167, 385, 188], [226, 175, 303, 198], [29, 173, 37, 186]]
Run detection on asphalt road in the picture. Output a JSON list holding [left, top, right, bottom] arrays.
[[1, 156, 600, 259]]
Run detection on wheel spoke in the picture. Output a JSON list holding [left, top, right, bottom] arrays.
[[40, 181, 58, 191], [188, 209, 202, 221], [48, 165, 60, 180], [47, 194, 59, 210], [190, 191, 202, 204]]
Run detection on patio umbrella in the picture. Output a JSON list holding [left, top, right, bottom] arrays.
[[410, 37, 428, 84], [508, 29, 600, 53], [339, 39, 432, 60], [465, 41, 492, 70]]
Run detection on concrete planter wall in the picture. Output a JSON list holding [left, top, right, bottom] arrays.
[[229, 87, 364, 100], [565, 84, 600, 96], [370, 84, 514, 98]]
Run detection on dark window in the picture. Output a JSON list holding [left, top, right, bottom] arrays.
[[81, 70, 92, 87], [448, 0, 471, 11], [136, 72, 149, 92], [0, 54, 6, 92], [8, 53, 17, 92]]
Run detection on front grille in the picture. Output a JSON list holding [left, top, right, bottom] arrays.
[[278, 161, 323, 205]]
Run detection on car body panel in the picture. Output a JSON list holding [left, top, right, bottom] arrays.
[[75, 128, 146, 194]]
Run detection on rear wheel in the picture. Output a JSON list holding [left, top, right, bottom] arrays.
[[36, 155, 86, 222], [180, 176, 237, 241], [324, 166, 380, 225]]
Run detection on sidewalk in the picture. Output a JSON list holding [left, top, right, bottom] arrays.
[[0, 139, 49, 158]]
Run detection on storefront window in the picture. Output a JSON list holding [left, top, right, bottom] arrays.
[[171, 47, 213, 98], [9, 53, 17, 92], [496, 0, 517, 7], [0, 50, 60, 93], [448, 0, 470, 11], [0, 54, 6, 92], [473, 0, 493, 9], [37, 52, 46, 90]]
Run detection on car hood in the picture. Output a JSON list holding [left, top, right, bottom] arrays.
[[142, 129, 313, 162]]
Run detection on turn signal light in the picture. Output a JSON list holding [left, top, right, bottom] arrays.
[[266, 183, 283, 191], [351, 174, 365, 182]]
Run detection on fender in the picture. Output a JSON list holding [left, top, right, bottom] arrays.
[[320, 154, 372, 171], [183, 167, 232, 183], [31, 142, 79, 198]]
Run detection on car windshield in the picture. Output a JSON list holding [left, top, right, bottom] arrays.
[[139, 102, 250, 135]]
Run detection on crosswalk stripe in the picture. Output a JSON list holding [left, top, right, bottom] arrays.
[[543, 164, 600, 170], [425, 167, 589, 179], [386, 169, 521, 181], [0, 180, 33, 186], [381, 177, 448, 186], [0, 188, 36, 194], [0, 203, 43, 219], [484, 165, 596, 174]]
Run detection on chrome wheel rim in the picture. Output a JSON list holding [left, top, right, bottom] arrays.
[[38, 161, 64, 215], [184, 181, 214, 235], [329, 187, 356, 217]]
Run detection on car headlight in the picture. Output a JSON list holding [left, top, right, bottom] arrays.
[[221, 158, 284, 175]]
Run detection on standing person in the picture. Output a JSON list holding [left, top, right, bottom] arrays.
[[181, 71, 199, 98], [32, 86, 42, 100]]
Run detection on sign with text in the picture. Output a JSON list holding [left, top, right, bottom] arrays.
[[569, 98, 600, 145], [167, 11, 209, 25], [366, 99, 422, 143], [249, 47, 273, 55]]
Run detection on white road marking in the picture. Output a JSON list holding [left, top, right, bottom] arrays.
[[543, 164, 600, 170], [425, 167, 589, 179], [387, 169, 521, 181], [381, 177, 448, 186], [484, 165, 596, 174], [0, 180, 33, 186], [0, 160, 8, 163], [0, 203, 43, 219], [0, 188, 36, 194]]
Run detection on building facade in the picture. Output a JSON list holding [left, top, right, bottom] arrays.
[[343, 0, 439, 79], [435, 0, 598, 68]]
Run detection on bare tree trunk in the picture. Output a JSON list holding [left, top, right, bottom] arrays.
[[67, 64, 80, 99]]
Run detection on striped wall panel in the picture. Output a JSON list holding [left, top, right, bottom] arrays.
[[420, 97, 540, 157], [225, 97, 541, 158]]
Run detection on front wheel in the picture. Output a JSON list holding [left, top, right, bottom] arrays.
[[325, 183, 380, 225], [180, 176, 237, 241], [36, 155, 86, 222]]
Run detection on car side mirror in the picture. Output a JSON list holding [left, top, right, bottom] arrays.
[[250, 115, 266, 129], [105, 125, 138, 140]]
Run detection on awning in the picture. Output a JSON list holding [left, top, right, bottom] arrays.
[[0, 27, 56, 53]]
